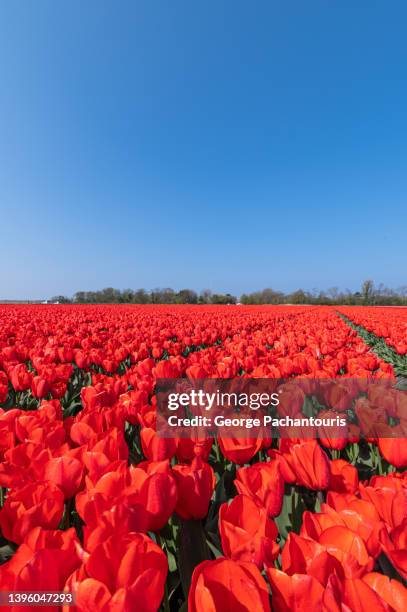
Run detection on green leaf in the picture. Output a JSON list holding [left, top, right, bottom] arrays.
[[274, 486, 293, 543], [167, 550, 177, 573], [206, 539, 223, 559]]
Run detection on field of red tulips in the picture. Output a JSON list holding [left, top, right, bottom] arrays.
[[0, 303, 407, 611]]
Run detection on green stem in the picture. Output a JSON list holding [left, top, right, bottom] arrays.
[[178, 519, 210, 599], [156, 533, 170, 612]]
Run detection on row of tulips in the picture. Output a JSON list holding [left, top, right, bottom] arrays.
[[338, 306, 407, 356], [0, 305, 396, 388]]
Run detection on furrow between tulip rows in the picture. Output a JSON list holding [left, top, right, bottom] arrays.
[[336, 311, 407, 378]]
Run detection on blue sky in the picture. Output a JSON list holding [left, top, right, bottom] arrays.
[[1, 1, 406, 299]]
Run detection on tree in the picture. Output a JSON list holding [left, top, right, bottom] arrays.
[[160, 288, 177, 304], [53, 283, 407, 306], [98, 287, 120, 303], [199, 289, 212, 304], [133, 289, 150, 304], [176, 289, 198, 304], [50, 295, 71, 304], [327, 287, 339, 301], [150, 288, 162, 304], [211, 293, 237, 304], [74, 291, 86, 303], [361, 280, 375, 305], [260, 288, 284, 304], [120, 289, 135, 303]]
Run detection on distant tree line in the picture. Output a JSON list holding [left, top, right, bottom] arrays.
[[51, 288, 237, 305], [240, 281, 407, 306], [49, 281, 407, 305]]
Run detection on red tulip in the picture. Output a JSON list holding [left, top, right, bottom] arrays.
[[172, 457, 215, 520], [39, 454, 84, 499], [284, 440, 330, 490], [9, 363, 33, 392], [189, 558, 271, 612], [317, 525, 374, 577], [77, 460, 177, 533], [317, 410, 348, 450], [0, 527, 82, 591], [377, 438, 407, 469], [0, 371, 9, 403], [68, 533, 167, 612], [176, 437, 213, 462], [219, 494, 279, 568], [31, 375, 50, 399], [328, 459, 358, 494], [124, 460, 178, 531], [0, 481, 64, 543], [218, 436, 262, 464], [302, 497, 383, 559], [363, 572, 407, 611], [359, 481, 407, 530], [281, 532, 344, 586], [235, 459, 284, 517], [140, 427, 178, 462], [266, 568, 324, 611], [325, 575, 391, 611]]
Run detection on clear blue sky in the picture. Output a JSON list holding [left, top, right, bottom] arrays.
[[1, 1, 406, 299]]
